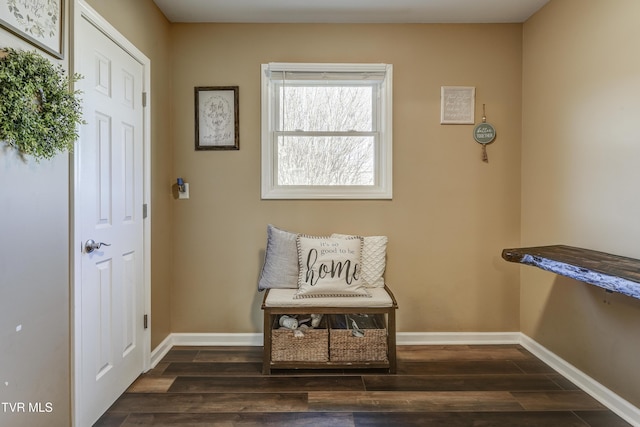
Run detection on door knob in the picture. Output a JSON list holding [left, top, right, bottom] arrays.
[[85, 239, 111, 253]]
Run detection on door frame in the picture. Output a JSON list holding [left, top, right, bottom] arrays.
[[70, 1, 151, 425]]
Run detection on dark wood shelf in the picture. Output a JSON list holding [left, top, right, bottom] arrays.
[[502, 245, 640, 299]]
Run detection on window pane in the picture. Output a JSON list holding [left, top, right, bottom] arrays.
[[279, 86, 373, 132], [277, 136, 374, 185]]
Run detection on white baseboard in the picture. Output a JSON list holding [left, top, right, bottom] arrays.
[[519, 334, 640, 427], [149, 334, 173, 368], [152, 331, 522, 355], [397, 331, 521, 345], [171, 332, 263, 347], [148, 331, 639, 426], [149, 332, 262, 368]]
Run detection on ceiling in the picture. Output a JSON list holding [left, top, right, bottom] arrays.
[[153, 0, 550, 24]]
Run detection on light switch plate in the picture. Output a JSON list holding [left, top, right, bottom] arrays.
[[178, 182, 189, 199]]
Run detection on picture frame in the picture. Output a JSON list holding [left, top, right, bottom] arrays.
[[440, 86, 475, 125], [0, 0, 64, 59], [195, 86, 239, 151]]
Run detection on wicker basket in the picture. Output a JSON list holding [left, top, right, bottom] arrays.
[[271, 316, 329, 362], [329, 314, 388, 362]]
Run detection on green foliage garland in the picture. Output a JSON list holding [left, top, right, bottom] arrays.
[[0, 48, 84, 161]]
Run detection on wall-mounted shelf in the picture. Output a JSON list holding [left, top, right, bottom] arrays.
[[502, 245, 640, 300]]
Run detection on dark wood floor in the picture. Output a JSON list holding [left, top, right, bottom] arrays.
[[95, 344, 631, 426]]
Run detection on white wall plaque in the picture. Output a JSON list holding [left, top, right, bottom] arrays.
[[440, 86, 475, 124]]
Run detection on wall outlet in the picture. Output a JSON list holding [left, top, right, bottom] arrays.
[[178, 182, 189, 199]]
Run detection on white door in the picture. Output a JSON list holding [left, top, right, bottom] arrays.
[[74, 5, 148, 426]]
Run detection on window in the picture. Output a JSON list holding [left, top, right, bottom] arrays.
[[261, 63, 393, 199]]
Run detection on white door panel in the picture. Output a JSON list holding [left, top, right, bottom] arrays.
[[75, 8, 146, 426]]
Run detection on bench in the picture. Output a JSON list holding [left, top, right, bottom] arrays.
[[261, 285, 398, 374]]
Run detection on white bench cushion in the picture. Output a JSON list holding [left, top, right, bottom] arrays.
[[264, 287, 394, 308]]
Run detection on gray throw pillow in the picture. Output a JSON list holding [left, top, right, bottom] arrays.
[[258, 224, 299, 290]]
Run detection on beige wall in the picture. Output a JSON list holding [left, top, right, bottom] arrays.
[[170, 23, 523, 334], [85, 0, 174, 348], [522, 0, 640, 406]]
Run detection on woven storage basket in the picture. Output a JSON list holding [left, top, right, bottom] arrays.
[[271, 316, 328, 362], [329, 314, 388, 362]]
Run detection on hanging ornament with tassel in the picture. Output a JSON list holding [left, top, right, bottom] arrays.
[[473, 104, 496, 163]]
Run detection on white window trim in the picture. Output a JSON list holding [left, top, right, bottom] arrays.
[[261, 62, 393, 199]]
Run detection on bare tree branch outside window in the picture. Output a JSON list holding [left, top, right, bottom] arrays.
[[276, 85, 376, 186]]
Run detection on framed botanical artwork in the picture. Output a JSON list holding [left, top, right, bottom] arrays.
[[440, 86, 475, 124], [0, 0, 64, 59], [194, 86, 239, 151]]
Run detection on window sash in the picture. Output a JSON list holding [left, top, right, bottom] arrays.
[[274, 82, 379, 133], [276, 134, 376, 186], [261, 63, 392, 199], [265, 62, 388, 80]]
